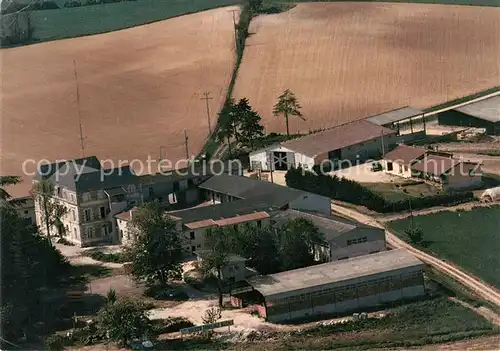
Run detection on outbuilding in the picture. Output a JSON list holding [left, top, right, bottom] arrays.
[[247, 249, 425, 322], [438, 95, 500, 135], [249, 120, 396, 171], [365, 107, 426, 136]]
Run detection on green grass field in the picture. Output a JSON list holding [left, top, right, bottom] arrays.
[[363, 181, 442, 202], [388, 206, 500, 288], [26, 0, 241, 43]]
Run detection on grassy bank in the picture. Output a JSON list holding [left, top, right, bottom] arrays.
[[19, 0, 241, 44], [388, 205, 500, 289]]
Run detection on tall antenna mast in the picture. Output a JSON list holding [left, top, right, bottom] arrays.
[[73, 59, 86, 157], [184, 130, 189, 160], [200, 92, 214, 135]]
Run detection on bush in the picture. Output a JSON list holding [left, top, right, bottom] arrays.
[[151, 317, 193, 334], [85, 250, 129, 263], [33, 1, 60, 10], [64, 0, 82, 7], [371, 162, 383, 172], [144, 285, 189, 301], [285, 167, 474, 213], [57, 237, 75, 246], [44, 334, 69, 351]]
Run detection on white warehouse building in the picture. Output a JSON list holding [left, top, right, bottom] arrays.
[[249, 120, 397, 171]]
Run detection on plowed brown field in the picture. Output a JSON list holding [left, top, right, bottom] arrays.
[[1, 7, 237, 197], [233, 3, 500, 135]]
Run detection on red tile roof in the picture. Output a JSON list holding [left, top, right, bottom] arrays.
[[214, 211, 270, 227], [184, 219, 217, 230]]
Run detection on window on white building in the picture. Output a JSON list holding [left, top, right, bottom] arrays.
[[87, 227, 94, 238], [99, 206, 106, 219], [72, 209, 76, 221], [84, 209, 91, 222]]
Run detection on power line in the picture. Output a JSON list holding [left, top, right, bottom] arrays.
[[73, 59, 86, 158], [200, 92, 214, 135]]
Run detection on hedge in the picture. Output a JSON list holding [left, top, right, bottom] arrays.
[[285, 167, 474, 213]]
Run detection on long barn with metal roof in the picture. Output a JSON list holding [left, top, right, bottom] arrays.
[[246, 249, 425, 322]]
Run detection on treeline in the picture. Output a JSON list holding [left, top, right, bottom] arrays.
[[285, 167, 474, 213], [63, 0, 136, 9]]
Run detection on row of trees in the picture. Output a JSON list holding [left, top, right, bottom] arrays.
[[215, 90, 305, 154], [285, 167, 474, 213], [1, 180, 71, 344]]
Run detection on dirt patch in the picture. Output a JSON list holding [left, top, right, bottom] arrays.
[[1, 7, 238, 198], [234, 2, 500, 135]]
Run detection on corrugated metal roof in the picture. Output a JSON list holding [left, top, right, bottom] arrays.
[[279, 120, 396, 158], [247, 249, 423, 300], [383, 145, 427, 165], [454, 96, 500, 123], [365, 107, 424, 126]]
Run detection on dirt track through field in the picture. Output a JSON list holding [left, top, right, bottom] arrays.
[[0, 7, 238, 197], [332, 203, 500, 308], [234, 3, 500, 134]]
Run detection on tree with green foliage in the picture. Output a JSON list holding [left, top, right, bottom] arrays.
[[96, 298, 152, 347], [31, 179, 58, 242], [273, 89, 305, 138], [52, 203, 68, 238], [235, 98, 264, 149], [216, 100, 237, 154], [0, 203, 70, 343], [405, 227, 424, 246], [0, 175, 20, 201], [277, 217, 323, 271], [202, 227, 232, 306], [248, 0, 262, 13], [233, 224, 280, 274], [126, 201, 183, 287]]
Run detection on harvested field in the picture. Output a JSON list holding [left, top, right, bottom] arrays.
[[233, 3, 500, 134], [1, 7, 237, 197]]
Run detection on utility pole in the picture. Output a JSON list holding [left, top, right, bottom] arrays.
[[200, 92, 214, 135], [73, 59, 86, 157], [184, 130, 189, 160], [381, 129, 385, 157], [229, 9, 238, 51], [267, 152, 274, 183], [408, 195, 414, 231]]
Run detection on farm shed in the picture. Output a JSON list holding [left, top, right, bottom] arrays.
[[247, 249, 425, 323], [366, 107, 426, 136], [438, 96, 500, 135], [249, 120, 397, 171], [383, 144, 427, 178], [272, 209, 386, 262]]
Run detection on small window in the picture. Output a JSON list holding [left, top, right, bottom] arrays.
[[72, 209, 76, 221], [24, 209, 29, 215], [84, 209, 91, 222], [197, 244, 201, 248], [190, 231, 195, 240], [120, 229, 123, 239], [148, 187, 154, 197], [99, 206, 106, 219], [191, 246, 196, 252], [73, 227, 77, 238], [102, 225, 109, 236]]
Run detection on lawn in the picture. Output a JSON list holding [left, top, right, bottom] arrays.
[[27, 0, 241, 42], [388, 206, 500, 288], [363, 181, 442, 202]]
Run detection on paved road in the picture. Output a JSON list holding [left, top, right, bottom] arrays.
[[331, 202, 500, 308]]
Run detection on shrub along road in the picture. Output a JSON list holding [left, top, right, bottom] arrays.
[[331, 202, 500, 309]]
